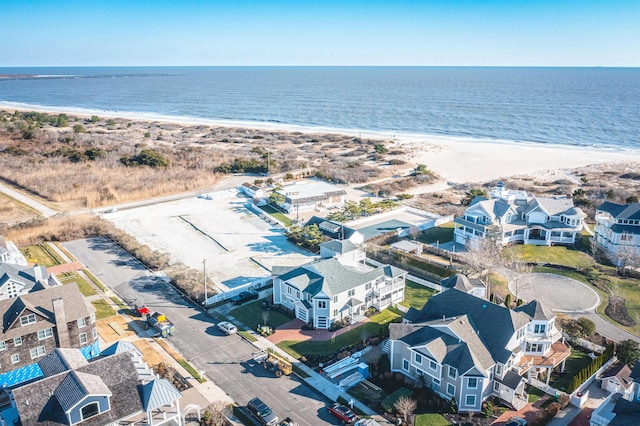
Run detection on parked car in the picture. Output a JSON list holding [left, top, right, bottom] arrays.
[[230, 290, 259, 305], [217, 321, 237, 335], [327, 403, 358, 424], [247, 397, 278, 426], [505, 417, 528, 426]]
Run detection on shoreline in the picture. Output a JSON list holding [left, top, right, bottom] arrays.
[[3, 101, 639, 185]]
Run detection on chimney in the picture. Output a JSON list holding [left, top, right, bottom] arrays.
[[52, 297, 71, 348]]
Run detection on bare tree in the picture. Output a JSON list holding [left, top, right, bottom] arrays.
[[616, 234, 640, 276], [465, 226, 503, 297], [360, 345, 383, 368], [394, 396, 417, 424], [202, 401, 232, 426], [261, 310, 270, 327], [502, 251, 534, 302]]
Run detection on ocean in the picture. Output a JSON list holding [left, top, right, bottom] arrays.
[[0, 66, 638, 149]]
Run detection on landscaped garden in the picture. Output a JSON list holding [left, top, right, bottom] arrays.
[[547, 347, 592, 392], [415, 222, 455, 245], [20, 243, 63, 267], [399, 279, 438, 310], [230, 299, 294, 330]]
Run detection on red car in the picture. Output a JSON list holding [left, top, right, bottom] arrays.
[[327, 404, 357, 424], [134, 304, 150, 317]]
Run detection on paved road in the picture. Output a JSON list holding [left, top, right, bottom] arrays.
[[63, 237, 339, 426], [0, 182, 57, 217]]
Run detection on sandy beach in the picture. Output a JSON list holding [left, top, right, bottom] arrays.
[[3, 102, 639, 186]]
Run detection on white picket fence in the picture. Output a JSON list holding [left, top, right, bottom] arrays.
[[367, 258, 442, 292]]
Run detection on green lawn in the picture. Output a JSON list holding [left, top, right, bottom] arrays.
[[549, 348, 592, 392], [504, 244, 593, 269], [416, 222, 455, 244], [83, 269, 107, 291], [277, 309, 401, 358], [57, 272, 97, 297], [399, 279, 437, 310], [20, 244, 61, 267], [259, 204, 293, 227], [91, 300, 117, 320], [230, 299, 293, 330], [415, 413, 452, 426], [528, 386, 546, 403]]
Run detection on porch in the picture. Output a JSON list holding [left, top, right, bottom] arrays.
[[523, 341, 572, 386]]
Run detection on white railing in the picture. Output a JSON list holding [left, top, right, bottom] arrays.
[[528, 377, 560, 396], [204, 278, 270, 306]]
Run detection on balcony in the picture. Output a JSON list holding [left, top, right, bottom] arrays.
[[373, 281, 404, 297], [522, 341, 571, 368], [525, 330, 563, 344]]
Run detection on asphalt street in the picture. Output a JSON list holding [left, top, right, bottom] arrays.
[[63, 237, 339, 426]]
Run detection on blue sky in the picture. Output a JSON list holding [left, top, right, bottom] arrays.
[[1, 0, 638, 66]]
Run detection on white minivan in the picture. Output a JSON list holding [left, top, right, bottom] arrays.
[[217, 321, 237, 335]]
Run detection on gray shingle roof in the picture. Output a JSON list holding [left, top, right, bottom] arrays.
[[498, 369, 525, 390], [11, 351, 144, 426], [280, 257, 405, 298], [514, 300, 555, 321], [141, 378, 182, 411], [440, 275, 485, 292], [320, 239, 358, 254], [100, 340, 140, 357], [55, 371, 112, 413], [598, 202, 640, 220], [0, 263, 50, 293], [404, 289, 530, 363], [39, 348, 89, 377], [526, 196, 581, 217], [0, 284, 94, 340]]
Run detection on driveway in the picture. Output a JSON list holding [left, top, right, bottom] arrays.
[[63, 237, 339, 426], [508, 273, 600, 313]]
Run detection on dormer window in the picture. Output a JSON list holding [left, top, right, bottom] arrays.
[[20, 314, 36, 326], [448, 366, 457, 379]]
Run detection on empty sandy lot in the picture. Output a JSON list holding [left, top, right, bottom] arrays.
[[107, 191, 314, 291]]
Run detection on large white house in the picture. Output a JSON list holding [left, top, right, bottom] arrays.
[[0, 236, 28, 265], [0, 262, 61, 300], [594, 202, 640, 267], [390, 288, 570, 412], [272, 241, 406, 329], [454, 183, 586, 247]]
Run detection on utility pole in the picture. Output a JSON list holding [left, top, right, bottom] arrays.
[[203, 259, 207, 309]]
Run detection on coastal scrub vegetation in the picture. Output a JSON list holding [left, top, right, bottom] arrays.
[[0, 110, 413, 208]]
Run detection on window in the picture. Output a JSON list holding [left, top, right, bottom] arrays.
[[365, 282, 372, 290], [11, 354, 19, 364], [495, 364, 503, 377], [78, 317, 87, 328], [79, 333, 88, 345], [333, 296, 338, 303], [415, 354, 422, 364], [90, 313, 96, 324], [30, 346, 46, 359], [534, 324, 546, 334], [317, 300, 327, 309], [402, 359, 409, 371], [447, 383, 455, 396], [286, 286, 292, 295], [429, 360, 437, 370], [621, 234, 633, 241], [20, 314, 36, 326], [494, 382, 500, 391], [526, 342, 543, 353], [465, 395, 476, 407], [468, 378, 478, 389], [433, 378, 440, 386], [92, 327, 98, 339], [448, 366, 457, 379], [333, 309, 338, 316], [348, 289, 355, 297], [0, 341, 5, 351], [13, 337, 22, 347], [38, 328, 53, 340], [81, 402, 100, 420], [517, 328, 525, 339]]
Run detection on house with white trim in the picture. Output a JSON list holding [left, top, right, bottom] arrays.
[[272, 180, 346, 213], [0, 262, 61, 300], [0, 236, 28, 266], [454, 183, 586, 247], [590, 361, 640, 426], [594, 202, 640, 267], [390, 288, 569, 412], [272, 242, 406, 329]]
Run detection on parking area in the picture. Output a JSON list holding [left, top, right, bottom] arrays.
[[107, 192, 315, 291]]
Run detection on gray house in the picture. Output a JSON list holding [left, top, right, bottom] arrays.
[[390, 289, 569, 411], [5, 344, 183, 425], [273, 244, 406, 329]]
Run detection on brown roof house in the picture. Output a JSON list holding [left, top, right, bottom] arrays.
[[0, 284, 99, 387], [1, 342, 183, 426]]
